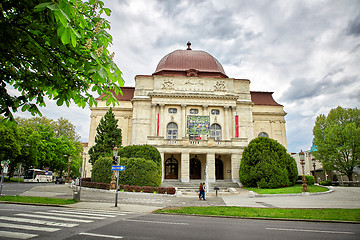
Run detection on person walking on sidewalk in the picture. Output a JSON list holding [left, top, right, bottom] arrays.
[[199, 182, 206, 200]]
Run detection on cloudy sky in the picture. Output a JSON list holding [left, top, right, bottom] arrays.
[[15, 0, 360, 153]]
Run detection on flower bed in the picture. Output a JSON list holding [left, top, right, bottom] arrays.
[[82, 181, 176, 194]]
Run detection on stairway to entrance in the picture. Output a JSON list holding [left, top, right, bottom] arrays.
[[161, 180, 240, 193]]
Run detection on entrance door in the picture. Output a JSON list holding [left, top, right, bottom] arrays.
[[190, 158, 201, 179], [215, 158, 224, 180], [165, 157, 178, 179]]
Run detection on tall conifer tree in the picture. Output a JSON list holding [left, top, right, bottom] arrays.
[[89, 108, 122, 164]]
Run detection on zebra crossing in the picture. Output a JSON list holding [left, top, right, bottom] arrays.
[[0, 209, 127, 239]]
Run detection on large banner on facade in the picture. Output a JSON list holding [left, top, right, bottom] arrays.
[[186, 115, 210, 135]]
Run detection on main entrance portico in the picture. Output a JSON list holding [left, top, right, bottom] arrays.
[[160, 147, 244, 183]]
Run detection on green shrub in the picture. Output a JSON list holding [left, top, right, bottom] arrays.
[[119, 145, 161, 167], [297, 175, 315, 185], [239, 137, 298, 188], [118, 157, 161, 187], [91, 156, 113, 183], [320, 180, 332, 186]]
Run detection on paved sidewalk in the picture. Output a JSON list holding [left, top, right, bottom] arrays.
[[18, 184, 360, 212]]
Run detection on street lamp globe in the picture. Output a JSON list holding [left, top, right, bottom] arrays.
[[113, 146, 118, 157]]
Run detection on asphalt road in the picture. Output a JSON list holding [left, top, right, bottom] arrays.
[[0, 182, 53, 196], [1, 204, 359, 240]]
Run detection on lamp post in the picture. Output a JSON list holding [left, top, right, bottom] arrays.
[[66, 156, 72, 183], [312, 157, 317, 183], [299, 150, 308, 192], [110, 146, 118, 189]]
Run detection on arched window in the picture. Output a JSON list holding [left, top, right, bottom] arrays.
[[210, 123, 221, 140], [258, 132, 268, 137], [166, 122, 178, 139]]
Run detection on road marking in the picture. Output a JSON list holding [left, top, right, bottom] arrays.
[[79, 232, 123, 239], [16, 213, 93, 223], [0, 230, 38, 239], [123, 219, 189, 225], [1, 216, 78, 227], [0, 222, 60, 232], [33, 211, 106, 220], [266, 228, 355, 235], [49, 210, 119, 218]]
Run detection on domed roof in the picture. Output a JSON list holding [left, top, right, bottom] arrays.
[[153, 42, 228, 78]]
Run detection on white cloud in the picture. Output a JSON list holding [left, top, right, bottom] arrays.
[[11, 0, 360, 152]]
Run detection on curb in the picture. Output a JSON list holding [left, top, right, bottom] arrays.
[[0, 201, 68, 208], [154, 211, 360, 224], [252, 186, 334, 198]]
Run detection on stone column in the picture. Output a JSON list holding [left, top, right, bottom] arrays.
[[206, 153, 216, 182], [181, 152, 189, 182], [231, 153, 241, 183], [159, 104, 165, 137], [161, 151, 165, 182], [151, 104, 157, 136], [181, 104, 186, 138]]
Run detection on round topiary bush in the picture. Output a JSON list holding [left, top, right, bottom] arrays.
[[118, 157, 161, 187], [91, 156, 113, 183], [239, 137, 298, 188]]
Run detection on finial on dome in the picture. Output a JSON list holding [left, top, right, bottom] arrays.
[[187, 41, 191, 50]]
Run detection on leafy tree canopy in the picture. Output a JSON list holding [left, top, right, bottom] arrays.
[[17, 116, 80, 142], [0, 116, 82, 178], [313, 106, 360, 181], [0, 0, 123, 121], [88, 107, 122, 164], [239, 137, 298, 188]]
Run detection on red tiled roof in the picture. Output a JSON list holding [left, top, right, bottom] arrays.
[[96, 87, 135, 101], [250, 91, 283, 106]]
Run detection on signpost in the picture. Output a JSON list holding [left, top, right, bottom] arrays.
[[111, 154, 125, 207], [0, 160, 10, 196]]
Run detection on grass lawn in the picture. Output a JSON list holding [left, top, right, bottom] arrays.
[[0, 195, 76, 205], [245, 184, 329, 194], [156, 207, 360, 222]]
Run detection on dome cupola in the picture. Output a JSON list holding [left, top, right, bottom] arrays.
[[153, 42, 227, 78]]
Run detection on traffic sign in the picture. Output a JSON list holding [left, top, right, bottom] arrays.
[[111, 165, 125, 171]]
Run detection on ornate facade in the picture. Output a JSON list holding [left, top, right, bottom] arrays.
[[85, 44, 287, 184]]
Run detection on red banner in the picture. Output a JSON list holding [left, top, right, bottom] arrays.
[[235, 115, 239, 137]]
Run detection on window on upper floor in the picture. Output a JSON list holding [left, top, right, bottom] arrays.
[[189, 109, 199, 114], [211, 109, 220, 115], [258, 132, 269, 137], [210, 123, 222, 140], [168, 108, 177, 114], [166, 122, 178, 139]]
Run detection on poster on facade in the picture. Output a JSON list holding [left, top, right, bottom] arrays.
[[186, 115, 210, 135]]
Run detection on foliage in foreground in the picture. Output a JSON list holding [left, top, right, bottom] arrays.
[[313, 106, 360, 181], [0, 195, 76, 205], [1, 0, 123, 120], [156, 207, 360, 222], [239, 137, 298, 188]]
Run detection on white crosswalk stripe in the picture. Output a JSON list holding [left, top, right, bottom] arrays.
[[0, 222, 60, 232], [33, 211, 106, 220], [49, 210, 120, 218], [16, 213, 94, 223], [0, 230, 37, 240], [0, 209, 125, 239]]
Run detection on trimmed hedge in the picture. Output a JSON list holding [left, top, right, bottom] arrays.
[[239, 137, 298, 188], [118, 157, 161, 187], [91, 156, 113, 183], [119, 145, 161, 167]]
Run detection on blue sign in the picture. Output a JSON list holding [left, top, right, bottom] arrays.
[[112, 165, 125, 171]]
